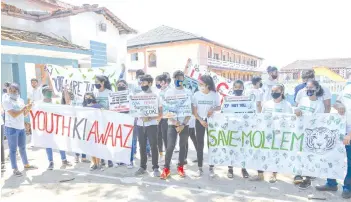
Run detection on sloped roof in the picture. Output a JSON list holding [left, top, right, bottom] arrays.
[[1, 3, 137, 34], [281, 58, 351, 70], [32, 0, 74, 9], [1, 26, 89, 51], [127, 25, 263, 59]]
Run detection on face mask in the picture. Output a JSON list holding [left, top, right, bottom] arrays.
[[86, 98, 93, 104], [271, 92, 281, 99], [10, 93, 19, 100], [141, 85, 149, 92], [2, 89, 7, 93], [95, 84, 102, 89], [45, 91, 53, 99], [259, 83, 263, 88], [174, 80, 183, 88], [200, 86, 206, 92], [306, 90, 315, 97], [234, 90, 243, 96], [271, 75, 278, 80], [118, 86, 127, 91], [156, 84, 161, 89]]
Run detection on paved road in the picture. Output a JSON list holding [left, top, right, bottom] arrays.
[[0, 143, 348, 202]]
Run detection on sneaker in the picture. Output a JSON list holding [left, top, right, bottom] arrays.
[[62, 160, 72, 167], [127, 163, 134, 169], [160, 168, 170, 179], [153, 168, 161, 177], [342, 190, 351, 199], [47, 162, 54, 170], [13, 169, 22, 177], [269, 173, 277, 183], [315, 185, 338, 192], [177, 166, 185, 178], [90, 164, 98, 171], [194, 168, 203, 177], [24, 164, 38, 170], [135, 168, 146, 176], [108, 163, 114, 168], [249, 174, 264, 181], [298, 179, 311, 190], [242, 168, 249, 178], [75, 156, 79, 163], [227, 169, 234, 179], [209, 168, 215, 178], [293, 175, 303, 184]]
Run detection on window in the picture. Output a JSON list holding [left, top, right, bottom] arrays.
[[229, 57, 232, 62], [148, 52, 157, 67], [214, 53, 219, 60], [233, 54, 236, 62], [131, 53, 138, 61], [222, 55, 226, 61], [208, 47, 212, 58]]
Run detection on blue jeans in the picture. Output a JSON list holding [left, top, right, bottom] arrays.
[[326, 145, 351, 191], [5, 127, 29, 169], [75, 153, 86, 158], [130, 127, 138, 163], [46, 148, 67, 162]]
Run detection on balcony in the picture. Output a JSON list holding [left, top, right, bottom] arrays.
[[207, 58, 256, 71]]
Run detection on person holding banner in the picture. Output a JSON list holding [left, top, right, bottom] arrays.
[[94, 75, 114, 168], [261, 84, 293, 183], [262, 66, 279, 102], [247, 76, 263, 113], [315, 84, 351, 199], [160, 70, 192, 179], [192, 75, 221, 177], [2, 83, 37, 176], [40, 86, 73, 170], [134, 74, 162, 177]]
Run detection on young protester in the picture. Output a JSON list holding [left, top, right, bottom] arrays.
[[134, 75, 162, 177], [293, 80, 330, 189], [40, 85, 72, 170], [262, 66, 279, 102], [192, 75, 221, 177], [155, 73, 171, 157], [315, 84, 351, 199], [28, 78, 43, 104], [293, 70, 314, 103], [2, 83, 37, 176], [261, 84, 293, 183], [160, 71, 192, 179], [82, 92, 103, 171], [94, 75, 114, 168], [225, 80, 250, 179]]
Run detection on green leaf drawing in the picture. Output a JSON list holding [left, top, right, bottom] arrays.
[[99, 68, 105, 73], [68, 73, 73, 78], [109, 71, 116, 78], [55, 68, 60, 75], [87, 68, 94, 72], [82, 74, 87, 79]]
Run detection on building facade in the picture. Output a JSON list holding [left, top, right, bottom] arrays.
[[127, 25, 263, 80]]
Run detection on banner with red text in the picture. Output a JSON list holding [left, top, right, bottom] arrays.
[[30, 104, 134, 164]]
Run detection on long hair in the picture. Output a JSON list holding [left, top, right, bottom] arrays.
[[199, 75, 216, 92], [82, 92, 97, 107], [96, 75, 112, 90], [308, 80, 324, 97]]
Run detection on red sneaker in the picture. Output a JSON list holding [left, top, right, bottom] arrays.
[[177, 166, 185, 177], [160, 168, 170, 180]]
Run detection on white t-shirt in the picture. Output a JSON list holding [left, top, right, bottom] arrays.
[[2, 93, 8, 102], [337, 85, 351, 130], [29, 86, 43, 103], [192, 91, 220, 119], [96, 89, 113, 98], [298, 97, 325, 115], [262, 99, 293, 114], [136, 91, 160, 127], [246, 88, 263, 102], [163, 88, 192, 126], [2, 97, 25, 130], [262, 79, 278, 103], [295, 85, 331, 104], [96, 89, 113, 109]]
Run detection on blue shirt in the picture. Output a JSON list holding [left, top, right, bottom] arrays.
[[294, 83, 306, 102]]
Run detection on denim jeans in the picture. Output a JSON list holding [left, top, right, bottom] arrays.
[[130, 128, 138, 163], [46, 148, 67, 162], [5, 127, 29, 169], [326, 145, 351, 191], [1, 124, 5, 165], [75, 153, 86, 158]]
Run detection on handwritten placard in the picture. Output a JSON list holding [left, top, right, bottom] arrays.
[[130, 94, 159, 117], [222, 95, 256, 113], [162, 94, 192, 118], [109, 91, 130, 112]]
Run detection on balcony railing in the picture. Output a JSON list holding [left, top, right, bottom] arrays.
[[207, 58, 256, 71]]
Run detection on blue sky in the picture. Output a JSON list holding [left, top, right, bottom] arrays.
[[64, 0, 351, 69]]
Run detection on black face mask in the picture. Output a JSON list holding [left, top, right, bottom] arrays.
[[2, 89, 7, 93], [86, 99, 93, 104], [271, 92, 281, 99], [118, 86, 126, 91], [234, 90, 243, 96], [95, 84, 102, 89], [141, 85, 149, 92], [306, 90, 315, 97], [259, 83, 263, 88], [271, 75, 278, 80]]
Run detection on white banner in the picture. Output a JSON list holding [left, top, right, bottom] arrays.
[[222, 95, 256, 113], [162, 94, 192, 118], [30, 104, 134, 164], [208, 113, 347, 179]]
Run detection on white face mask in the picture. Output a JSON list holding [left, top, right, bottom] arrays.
[[200, 86, 206, 92]]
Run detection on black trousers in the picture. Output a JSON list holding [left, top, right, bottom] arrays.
[[185, 127, 197, 160], [195, 120, 207, 168], [1, 124, 5, 164], [164, 125, 189, 168], [137, 125, 159, 170], [157, 119, 168, 152]]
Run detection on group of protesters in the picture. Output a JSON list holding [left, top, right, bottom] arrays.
[[1, 65, 350, 199]]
